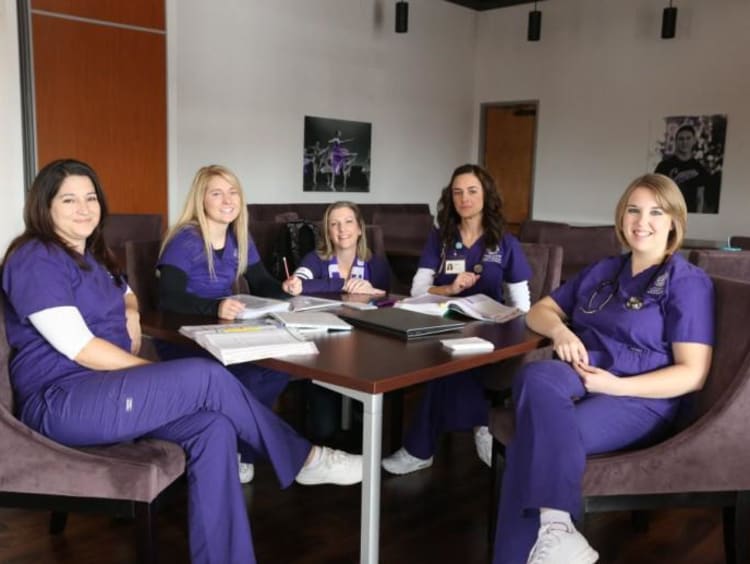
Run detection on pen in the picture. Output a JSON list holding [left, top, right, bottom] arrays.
[[282, 256, 291, 279]]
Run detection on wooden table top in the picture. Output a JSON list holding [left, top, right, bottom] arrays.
[[141, 309, 546, 395]]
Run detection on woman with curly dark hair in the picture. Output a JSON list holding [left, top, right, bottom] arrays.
[[382, 164, 532, 475]]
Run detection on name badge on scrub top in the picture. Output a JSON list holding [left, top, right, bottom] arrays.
[[445, 259, 466, 274]]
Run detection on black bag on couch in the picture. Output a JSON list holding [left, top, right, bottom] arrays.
[[269, 220, 321, 280]]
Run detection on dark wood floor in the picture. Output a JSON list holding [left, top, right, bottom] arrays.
[[0, 391, 727, 564]]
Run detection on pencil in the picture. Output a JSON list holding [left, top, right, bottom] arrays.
[[282, 256, 291, 279]]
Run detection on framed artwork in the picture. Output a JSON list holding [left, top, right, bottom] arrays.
[[303, 116, 372, 192], [650, 114, 727, 214]]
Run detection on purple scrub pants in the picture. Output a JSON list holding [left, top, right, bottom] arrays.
[[403, 369, 488, 460], [20, 357, 311, 564], [492, 360, 679, 564], [156, 340, 290, 464]]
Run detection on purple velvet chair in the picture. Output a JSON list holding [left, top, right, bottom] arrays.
[[519, 219, 622, 282], [0, 297, 185, 563], [488, 275, 750, 563], [689, 249, 750, 281], [102, 214, 163, 272]]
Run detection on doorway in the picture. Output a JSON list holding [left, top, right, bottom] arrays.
[[480, 102, 538, 234]]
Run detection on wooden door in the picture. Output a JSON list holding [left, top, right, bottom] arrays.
[[29, 0, 167, 220], [481, 103, 537, 234]]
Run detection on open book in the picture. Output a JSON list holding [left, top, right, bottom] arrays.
[[179, 323, 318, 365], [395, 293, 522, 324]]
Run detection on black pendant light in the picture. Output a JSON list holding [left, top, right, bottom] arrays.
[[661, 1, 677, 39], [396, 1, 409, 34], [528, 1, 542, 42]]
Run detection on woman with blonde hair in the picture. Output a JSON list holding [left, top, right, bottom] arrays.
[[158, 165, 360, 485], [493, 173, 714, 564], [284, 201, 390, 296]]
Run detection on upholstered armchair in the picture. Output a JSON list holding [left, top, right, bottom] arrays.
[[689, 249, 750, 281], [519, 219, 622, 282], [0, 298, 185, 563], [488, 275, 750, 563]]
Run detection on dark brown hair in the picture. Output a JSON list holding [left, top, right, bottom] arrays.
[[436, 163, 506, 251], [4, 159, 121, 280]]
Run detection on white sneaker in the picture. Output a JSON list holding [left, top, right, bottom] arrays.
[[381, 447, 433, 475], [527, 522, 599, 564], [237, 453, 254, 484], [474, 426, 492, 468], [295, 446, 362, 486]]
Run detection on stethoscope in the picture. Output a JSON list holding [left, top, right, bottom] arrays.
[[437, 241, 484, 275], [580, 253, 669, 315]]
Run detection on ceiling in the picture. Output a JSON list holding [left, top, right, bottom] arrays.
[[444, 0, 536, 10]]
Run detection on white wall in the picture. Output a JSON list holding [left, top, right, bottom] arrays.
[[0, 0, 26, 250], [473, 0, 750, 241], [167, 0, 478, 221]]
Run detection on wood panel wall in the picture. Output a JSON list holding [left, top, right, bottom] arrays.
[[31, 0, 167, 218]]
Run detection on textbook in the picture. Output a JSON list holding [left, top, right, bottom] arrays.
[[270, 311, 353, 332], [395, 293, 522, 324], [179, 323, 318, 365]]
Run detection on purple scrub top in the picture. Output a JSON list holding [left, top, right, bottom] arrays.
[[550, 252, 714, 376], [158, 226, 262, 300], [418, 227, 531, 302], [2, 240, 130, 406], [295, 251, 392, 294]]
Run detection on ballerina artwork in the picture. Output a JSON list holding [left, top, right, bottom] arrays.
[[302, 116, 371, 193], [325, 130, 356, 190]]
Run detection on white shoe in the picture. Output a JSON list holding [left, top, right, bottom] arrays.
[[527, 522, 599, 564], [474, 426, 493, 468], [381, 447, 433, 475], [295, 446, 362, 486], [237, 454, 254, 484]]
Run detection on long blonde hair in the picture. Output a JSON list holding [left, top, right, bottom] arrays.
[[161, 165, 249, 280]]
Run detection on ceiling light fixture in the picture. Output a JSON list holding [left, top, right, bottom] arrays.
[[661, 0, 677, 39], [528, 1, 542, 42], [396, 1, 409, 34]]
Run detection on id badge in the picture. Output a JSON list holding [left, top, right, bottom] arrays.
[[445, 259, 466, 274]]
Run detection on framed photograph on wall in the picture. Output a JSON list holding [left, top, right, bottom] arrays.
[[303, 116, 372, 192], [649, 114, 727, 214]]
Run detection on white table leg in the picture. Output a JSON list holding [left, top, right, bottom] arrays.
[[313, 381, 383, 564]]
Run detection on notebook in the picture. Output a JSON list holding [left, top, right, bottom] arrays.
[[269, 311, 353, 332], [338, 307, 465, 340]]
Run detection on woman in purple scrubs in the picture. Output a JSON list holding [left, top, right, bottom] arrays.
[[2, 159, 362, 564], [493, 173, 714, 564], [283, 201, 391, 440], [157, 164, 307, 483], [284, 201, 391, 295], [381, 164, 532, 475]]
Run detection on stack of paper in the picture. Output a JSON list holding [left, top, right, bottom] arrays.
[[180, 323, 318, 365]]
